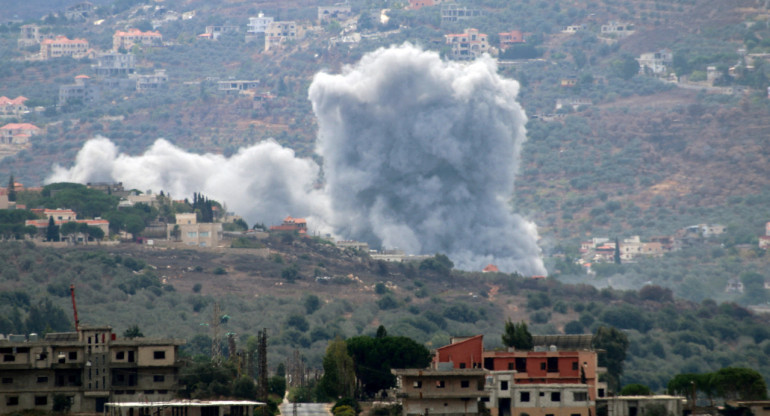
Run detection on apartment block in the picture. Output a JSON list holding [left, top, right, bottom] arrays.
[[0, 326, 184, 414]]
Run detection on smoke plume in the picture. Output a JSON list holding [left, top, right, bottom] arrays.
[[48, 44, 545, 275]]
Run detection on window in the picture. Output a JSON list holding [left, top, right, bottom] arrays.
[[508, 362, 514, 370], [540, 362, 546, 370], [572, 361, 579, 371], [520, 392, 530, 402], [551, 392, 561, 402], [413, 381, 422, 388], [461, 380, 470, 388], [3, 355, 15, 362], [199, 232, 209, 237], [37, 376, 48, 383], [571, 414, 582, 416], [153, 375, 165, 383], [598, 388, 605, 398], [573, 392, 588, 402], [35, 396, 48, 406], [115, 391, 124, 395], [7, 397, 19, 406], [144, 390, 154, 394], [2, 377, 12, 384], [501, 381, 509, 391], [547, 358, 559, 373], [515, 358, 527, 372], [459, 363, 466, 369], [116, 351, 125, 360], [153, 351, 166, 360], [436, 380, 445, 388], [158, 390, 168, 394], [68, 351, 77, 360], [187, 232, 197, 238]]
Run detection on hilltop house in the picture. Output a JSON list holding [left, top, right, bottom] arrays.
[[0, 96, 29, 118], [445, 28, 489, 60], [318, 5, 353, 24], [40, 36, 90, 60], [64, 1, 95, 20], [441, 4, 483, 24], [270, 216, 307, 234], [113, 29, 163, 51], [59, 75, 100, 106], [265, 21, 298, 51], [167, 213, 222, 247], [0, 123, 41, 145], [0, 325, 183, 414], [499, 30, 525, 51], [637, 49, 673, 75]]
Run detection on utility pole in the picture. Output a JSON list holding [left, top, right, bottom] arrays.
[[257, 328, 268, 400], [211, 303, 222, 361]]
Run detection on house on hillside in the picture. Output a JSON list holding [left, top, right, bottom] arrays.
[[167, 213, 222, 247], [0, 96, 29, 118], [637, 49, 673, 75], [600, 21, 635, 37], [441, 4, 483, 24], [59, 75, 100, 106], [200, 25, 239, 41], [499, 30, 525, 51], [270, 216, 307, 234], [0, 123, 41, 145], [113, 28, 163, 51], [265, 21, 298, 51], [40, 36, 90, 60], [445, 28, 489, 60], [318, 5, 352, 24], [64, 1, 95, 20], [392, 368, 488, 416]]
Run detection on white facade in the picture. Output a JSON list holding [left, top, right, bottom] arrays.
[[248, 13, 274, 34]]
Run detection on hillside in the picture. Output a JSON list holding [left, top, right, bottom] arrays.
[[2, 240, 770, 393]]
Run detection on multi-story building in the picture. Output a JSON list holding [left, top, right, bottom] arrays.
[[0, 325, 184, 414], [59, 75, 100, 106], [445, 28, 489, 60], [600, 22, 635, 37], [248, 13, 274, 34], [637, 50, 673, 75], [0, 123, 41, 145], [131, 70, 168, 91], [392, 368, 489, 416], [441, 4, 483, 24], [167, 213, 223, 247], [113, 28, 163, 51], [18, 24, 53, 48], [92, 53, 136, 78], [499, 30, 525, 51], [425, 335, 606, 416], [265, 21, 298, 51], [40, 36, 90, 60]]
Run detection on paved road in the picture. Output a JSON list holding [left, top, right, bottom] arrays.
[[279, 402, 331, 416]]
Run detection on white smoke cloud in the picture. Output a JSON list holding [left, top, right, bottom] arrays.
[[48, 137, 328, 228], [48, 44, 545, 275]]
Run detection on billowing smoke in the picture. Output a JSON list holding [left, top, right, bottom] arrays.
[[310, 45, 544, 275], [49, 44, 545, 275], [48, 137, 328, 228]]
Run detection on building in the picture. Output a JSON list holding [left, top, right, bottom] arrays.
[[561, 25, 586, 34], [498, 382, 594, 416], [65, 1, 95, 20], [167, 213, 223, 247], [601, 396, 684, 416], [270, 216, 307, 234], [0, 325, 184, 414], [441, 4, 483, 24], [113, 29, 163, 51], [40, 36, 90, 60], [445, 28, 489, 60], [131, 70, 168, 91], [18, 25, 53, 48], [105, 400, 264, 416], [25, 217, 110, 242], [318, 5, 353, 24], [248, 13, 274, 34], [336, 240, 370, 251], [392, 368, 489, 416], [93, 53, 136, 78], [265, 21, 298, 51], [600, 22, 634, 36], [0, 96, 29, 118], [201, 25, 240, 41], [0, 123, 41, 145], [637, 50, 673, 75], [59, 75, 100, 106], [218, 80, 260, 94], [555, 98, 591, 111], [499, 31, 525, 50]]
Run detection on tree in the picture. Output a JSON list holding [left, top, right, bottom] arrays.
[[87, 225, 105, 243], [713, 367, 768, 400], [613, 237, 621, 265], [304, 294, 321, 314], [346, 331, 432, 397], [46, 217, 59, 242], [614, 55, 639, 80], [7, 175, 16, 202], [124, 325, 144, 339], [620, 383, 652, 396], [60, 221, 80, 242], [502, 319, 533, 350], [318, 337, 356, 400], [593, 326, 629, 393], [233, 376, 257, 400]]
